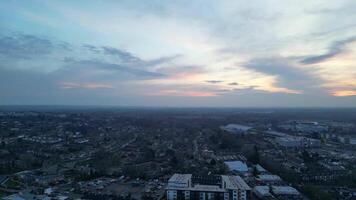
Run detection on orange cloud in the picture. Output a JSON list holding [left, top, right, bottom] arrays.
[[332, 90, 356, 97], [60, 82, 113, 89], [146, 90, 217, 97]]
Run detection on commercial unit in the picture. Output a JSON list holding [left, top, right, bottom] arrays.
[[224, 161, 248, 174], [253, 186, 302, 200], [221, 124, 252, 134], [277, 121, 328, 134], [256, 175, 283, 185], [166, 174, 251, 200], [275, 136, 321, 148], [255, 164, 268, 174], [295, 122, 328, 134]]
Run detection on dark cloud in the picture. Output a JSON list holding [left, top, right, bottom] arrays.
[[102, 46, 141, 63], [0, 32, 171, 105], [308, 23, 356, 37], [228, 82, 239, 86], [83, 45, 181, 68], [0, 33, 175, 81], [0, 33, 53, 59], [82, 44, 100, 53], [301, 36, 356, 64], [57, 41, 73, 51], [245, 57, 321, 92], [102, 46, 180, 67], [233, 85, 260, 92], [205, 80, 224, 84], [62, 59, 164, 78], [0, 33, 74, 60], [0, 32, 179, 74], [144, 54, 181, 66], [215, 89, 231, 93]]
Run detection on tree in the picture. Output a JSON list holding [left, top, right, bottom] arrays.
[[171, 156, 178, 165], [268, 185, 274, 196], [252, 166, 258, 177], [142, 194, 155, 200], [302, 150, 312, 163], [143, 148, 155, 161], [250, 145, 260, 164], [210, 159, 216, 165], [301, 185, 333, 200]]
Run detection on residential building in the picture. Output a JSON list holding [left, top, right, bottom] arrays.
[[166, 174, 251, 200]]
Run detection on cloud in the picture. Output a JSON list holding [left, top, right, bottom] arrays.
[[144, 54, 182, 67], [57, 41, 72, 51], [308, 23, 356, 37], [59, 82, 113, 89], [0, 33, 53, 59], [0, 32, 177, 105], [244, 57, 320, 92], [205, 80, 224, 84], [62, 59, 165, 78], [84, 45, 181, 68], [228, 82, 239, 86], [332, 90, 356, 97], [102, 46, 141, 63], [146, 89, 217, 97], [0, 32, 177, 79], [82, 44, 101, 53], [102, 46, 181, 67], [0, 32, 74, 60], [301, 36, 356, 64]]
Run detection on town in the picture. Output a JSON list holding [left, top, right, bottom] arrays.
[[0, 107, 355, 200]]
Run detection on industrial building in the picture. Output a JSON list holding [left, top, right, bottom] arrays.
[[221, 124, 252, 134], [275, 136, 321, 148], [253, 186, 302, 200], [224, 161, 248, 174], [166, 174, 251, 200]]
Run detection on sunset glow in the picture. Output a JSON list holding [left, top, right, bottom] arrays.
[[0, 0, 355, 107]]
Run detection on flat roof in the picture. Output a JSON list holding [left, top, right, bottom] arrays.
[[221, 175, 251, 190], [222, 124, 252, 133], [272, 186, 300, 195], [254, 186, 300, 196], [192, 174, 221, 186], [264, 131, 289, 137], [253, 186, 271, 197], [167, 174, 251, 191], [257, 175, 282, 181], [256, 164, 267, 172], [224, 161, 248, 172], [168, 174, 191, 183]]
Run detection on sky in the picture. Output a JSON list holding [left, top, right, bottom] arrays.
[[0, 0, 356, 107]]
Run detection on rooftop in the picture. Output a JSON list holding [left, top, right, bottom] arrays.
[[253, 186, 272, 197], [253, 186, 300, 197], [256, 164, 267, 172], [272, 186, 300, 195], [221, 124, 252, 133], [257, 175, 282, 181], [166, 174, 251, 192], [168, 174, 191, 183], [222, 175, 251, 190], [224, 160, 248, 172], [192, 174, 221, 186]]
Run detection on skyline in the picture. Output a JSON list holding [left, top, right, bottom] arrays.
[[1, 0, 356, 107]]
